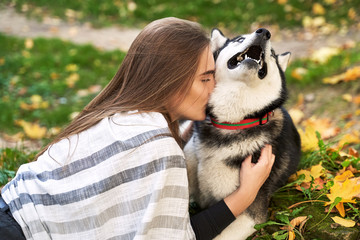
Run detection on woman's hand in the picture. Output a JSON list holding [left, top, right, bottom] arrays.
[[224, 144, 275, 217]]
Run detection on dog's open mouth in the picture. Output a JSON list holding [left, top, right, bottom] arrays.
[[227, 45, 268, 79]]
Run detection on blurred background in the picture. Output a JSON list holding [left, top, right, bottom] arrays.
[[0, 1, 360, 238]]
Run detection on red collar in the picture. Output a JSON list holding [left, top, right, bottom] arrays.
[[210, 111, 273, 130]]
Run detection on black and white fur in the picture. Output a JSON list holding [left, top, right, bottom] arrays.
[[184, 28, 301, 239]]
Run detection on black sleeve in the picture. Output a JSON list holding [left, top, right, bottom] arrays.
[[190, 200, 236, 239]]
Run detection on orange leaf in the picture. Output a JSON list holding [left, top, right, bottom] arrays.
[[288, 230, 295, 240], [335, 202, 345, 217]]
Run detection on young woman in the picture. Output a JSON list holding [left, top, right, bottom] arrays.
[[0, 17, 275, 240]]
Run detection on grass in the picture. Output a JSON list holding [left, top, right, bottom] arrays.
[[2, 0, 359, 33], [0, 33, 125, 136]]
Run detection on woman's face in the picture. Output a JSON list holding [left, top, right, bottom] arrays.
[[169, 47, 216, 121]]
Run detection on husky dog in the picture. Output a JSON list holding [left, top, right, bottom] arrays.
[[184, 28, 301, 239]]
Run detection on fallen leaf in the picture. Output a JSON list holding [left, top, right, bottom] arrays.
[[25, 38, 34, 49], [291, 163, 325, 183], [66, 73, 80, 88], [334, 170, 354, 182], [311, 47, 339, 64], [16, 120, 47, 139], [297, 126, 318, 152], [288, 230, 295, 240], [348, 8, 357, 20], [325, 178, 360, 216], [338, 131, 360, 148], [302, 117, 340, 139], [344, 66, 360, 82], [289, 108, 304, 125], [342, 94, 352, 102], [291, 67, 308, 80], [331, 216, 356, 227], [312, 3, 325, 15], [65, 64, 79, 72]]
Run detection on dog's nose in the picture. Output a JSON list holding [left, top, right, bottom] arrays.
[[256, 28, 271, 40]]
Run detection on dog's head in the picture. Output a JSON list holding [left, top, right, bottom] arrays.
[[208, 28, 291, 122]]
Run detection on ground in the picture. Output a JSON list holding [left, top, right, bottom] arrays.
[[0, 5, 359, 149]]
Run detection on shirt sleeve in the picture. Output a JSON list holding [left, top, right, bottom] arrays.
[[190, 200, 236, 239]]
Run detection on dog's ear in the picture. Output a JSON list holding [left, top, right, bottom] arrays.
[[211, 28, 228, 53], [278, 52, 291, 72]]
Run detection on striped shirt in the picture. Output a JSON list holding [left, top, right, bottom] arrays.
[[1, 111, 195, 240]]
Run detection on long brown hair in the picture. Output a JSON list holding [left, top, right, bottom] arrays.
[[36, 17, 210, 158]]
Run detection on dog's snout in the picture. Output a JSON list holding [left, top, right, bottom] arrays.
[[256, 28, 271, 40]]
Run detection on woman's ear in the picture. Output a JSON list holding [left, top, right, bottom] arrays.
[[211, 28, 228, 53]]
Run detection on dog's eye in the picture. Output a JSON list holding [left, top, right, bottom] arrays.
[[237, 37, 245, 43]]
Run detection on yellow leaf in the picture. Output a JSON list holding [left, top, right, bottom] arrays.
[[65, 64, 78, 72], [17, 120, 47, 139], [66, 73, 80, 88], [348, 8, 357, 20], [326, 178, 360, 206], [312, 3, 325, 15], [302, 117, 340, 139], [291, 67, 308, 80], [298, 126, 318, 152], [335, 170, 354, 182], [0, 58, 5, 66], [277, 0, 287, 4], [288, 108, 304, 125], [25, 38, 34, 49], [331, 216, 356, 227], [338, 131, 360, 148], [342, 94, 352, 102], [50, 72, 60, 80], [311, 47, 340, 64], [292, 163, 325, 183]]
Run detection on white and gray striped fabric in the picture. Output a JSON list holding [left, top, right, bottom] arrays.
[[2, 111, 195, 240]]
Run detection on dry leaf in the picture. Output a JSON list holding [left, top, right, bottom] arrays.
[[25, 38, 34, 49], [302, 117, 340, 139], [342, 94, 352, 102], [338, 131, 360, 148], [291, 163, 325, 183], [312, 3, 325, 15], [331, 216, 356, 227], [334, 170, 354, 182], [288, 230, 295, 240], [66, 73, 80, 88], [16, 120, 47, 139], [291, 67, 308, 80], [311, 47, 339, 64], [289, 108, 304, 125], [65, 64, 79, 72], [325, 178, 360, 208], [344, 66, 360, 82], [297, 126, 318, 152]]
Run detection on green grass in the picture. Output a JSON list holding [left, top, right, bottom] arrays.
[[2, 0, 358, 32], [0, 33, 125, 135], [0, 147, 37, 185]]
